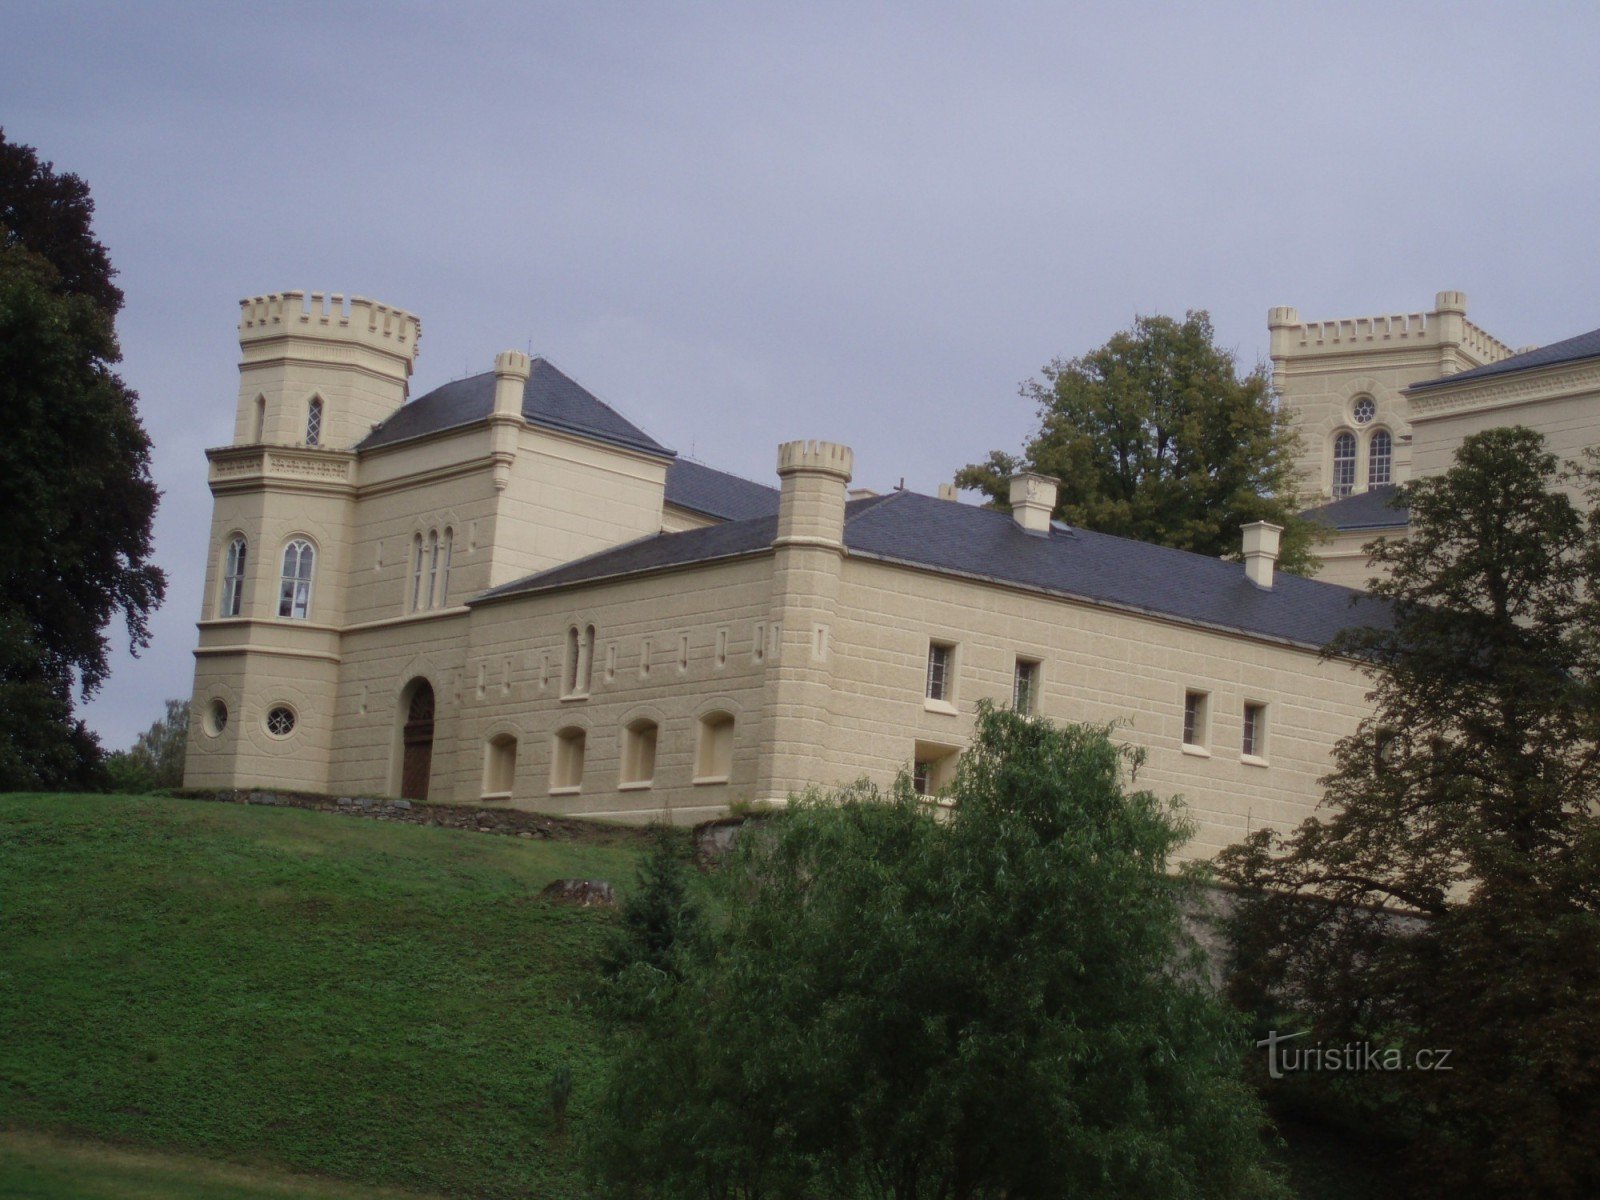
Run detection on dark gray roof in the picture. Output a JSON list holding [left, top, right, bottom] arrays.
[[357, 358, 672, 457], [476, 490, 1390, 650], [1409, 326, 1600, 391], [1300, 485, 1409, 532], [665, 459, 779, 521]]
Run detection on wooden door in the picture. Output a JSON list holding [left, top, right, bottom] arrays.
[[400, 682, 435, 801]]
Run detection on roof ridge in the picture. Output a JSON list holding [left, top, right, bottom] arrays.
[[531, 355, 676, 459]]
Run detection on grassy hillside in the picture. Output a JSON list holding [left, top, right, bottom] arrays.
[[0, 793, 645, 1199]]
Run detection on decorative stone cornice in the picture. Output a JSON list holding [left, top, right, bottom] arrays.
[[1405, 361, 1600, 420]]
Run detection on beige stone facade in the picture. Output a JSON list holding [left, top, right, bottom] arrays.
[[187, 289, 1400, 861], [1275, 292, 1600, 587]]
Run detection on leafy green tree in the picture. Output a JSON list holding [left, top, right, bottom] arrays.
[[0, 130, 164, 790], [105, 697, 188, 792], [590, 705, 1286, 1200], [958, 312, 1317, 573], [600, 826, 699, 981], [1216, 427, 1600, 1199]]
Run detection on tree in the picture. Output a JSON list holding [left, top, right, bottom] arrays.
[[105, 697, 189, 792], [1216, 427, 1600, 1199], [0, 130, 164, 790], [958, 312, 1317, 573], [589, 705, 1286, 1200], [599, 826, 699, 981]]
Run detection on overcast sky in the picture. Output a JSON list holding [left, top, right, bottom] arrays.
[[4, 2, 1596, 749]]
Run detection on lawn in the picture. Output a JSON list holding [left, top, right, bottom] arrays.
[[0, 793, 647, 1199]]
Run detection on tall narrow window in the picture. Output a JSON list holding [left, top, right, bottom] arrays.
[[1013, 658, 1039, 714], [277, 540, 315, 619], [1332, 432, 1357, 497], [565, 626, 581, 694], [220, 535, 247, 617], [438, 528, 453, 604], [583, 626, 596, 691], [306, 397, 323, 446], [425, 531, 440, 609], [253, 395, 267, 441], [1368, 429, 1392, 486], [926, 642, 953, 702], [1183, 691, 1209, 748], [410, 534, 425, 611], [1242, 702, 1268, 759]]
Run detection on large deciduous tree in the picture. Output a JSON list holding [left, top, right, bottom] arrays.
[[958, 311, 1316, 573], [0, 130, 165, 790], [590, 705, 1286, 1200], [1216, 426, 1600, 1199]]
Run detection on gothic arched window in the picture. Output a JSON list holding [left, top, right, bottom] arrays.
[[306, 397, 323, 446], [410, 534, 425, 611], [439, 528, 453, 605], [426, 530, 440, 609], [1368, 429, 1393, 487], [1332, 431, 1357, 497], [220, 535, 247, 617], [278, 539, 315, 619]]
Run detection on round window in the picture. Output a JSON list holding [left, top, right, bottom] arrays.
[[265, 706, 297, 738], [205, 699, 228, 737], [1352, 396, 1376, 425]]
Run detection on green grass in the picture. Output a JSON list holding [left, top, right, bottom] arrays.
[[0, 793, 646, 1199], [0, 1129, 447, 1199]]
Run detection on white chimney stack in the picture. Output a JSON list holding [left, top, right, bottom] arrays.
[[1007, 471, 1059, 535], [1241, 521, 1283, 590]]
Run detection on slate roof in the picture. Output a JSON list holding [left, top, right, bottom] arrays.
[[357, 358, 672, 458], [664, 459, 780, 521], [1409, 326, 1600, 391], [476, 490, 1390, 650], [1299, 486, 1409, 532]]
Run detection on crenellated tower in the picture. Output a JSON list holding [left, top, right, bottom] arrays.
[[234, 291, 421, 449], [755, 440, 854, 804], [1269, 291, 1514, 501], [186, 290, 421, 794]]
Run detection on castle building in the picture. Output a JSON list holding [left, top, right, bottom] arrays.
[[1274, 292, 1600, 588], [186, 289, 1405, 860]]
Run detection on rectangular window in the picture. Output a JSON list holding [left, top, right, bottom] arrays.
[[926, 642, 953, 702], [1183, 691, 1209, 748], [1013, 658, 1039, 714], [753, 622, 766, 663], [1242, 702, 1267, 759], [912, 741, 959, 798], [640, 638, 652, 678], [912, 759, 932, 795], [716, 627, 729, 668], [678, 632, 690, 673]]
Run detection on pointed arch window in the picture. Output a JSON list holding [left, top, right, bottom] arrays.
[[220, 535, 247, 617], [1332, 431, 1357, 497], [306, 397, 323, 446], [426, 531, 440, 608], [278, 539, 315, 619], [439, 528, 453, 606], [253, 395, 267, 442], [410, 534, 425, 611], [1368, 429, 1392, 487]]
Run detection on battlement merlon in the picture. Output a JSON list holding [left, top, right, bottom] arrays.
[[238, 291, 423, 374], [1268, 291, 1514, 369]]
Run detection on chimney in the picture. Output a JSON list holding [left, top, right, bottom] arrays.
[[1241, 521, 1283, 590], [492, 350, 531, 419], [1008, 471, 1059, 535]]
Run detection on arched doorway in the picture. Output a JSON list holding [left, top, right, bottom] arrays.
[[399, 679, 435, 800]]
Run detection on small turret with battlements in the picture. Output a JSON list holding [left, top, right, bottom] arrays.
[[233, 290, 422, 450]]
